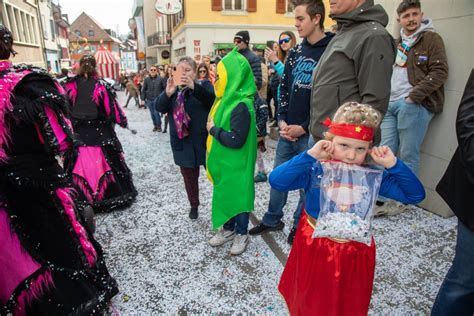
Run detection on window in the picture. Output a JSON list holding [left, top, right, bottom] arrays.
[[88, 30, 95, 37], [50, 19, 55, 39], [171, 0, 185, 29], [286, 0, 294, 13], [4, 3, 39, 45], [75, 30, 81, 36], [224, 0, 245, 10]]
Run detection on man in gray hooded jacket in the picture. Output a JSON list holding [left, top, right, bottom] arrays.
[[309, 0, 395, 142]]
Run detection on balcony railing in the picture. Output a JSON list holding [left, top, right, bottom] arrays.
[[147, 31, 171, 47]]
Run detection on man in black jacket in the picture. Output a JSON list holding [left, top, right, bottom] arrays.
[[432, 69, 474, 315], [234, 30, 262, 91], [141, 65, 166, 132]]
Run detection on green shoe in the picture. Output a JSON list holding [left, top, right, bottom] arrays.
[[254, 172, 267, 183]]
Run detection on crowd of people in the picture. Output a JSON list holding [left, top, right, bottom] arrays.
[[1, 0, 473, 314]]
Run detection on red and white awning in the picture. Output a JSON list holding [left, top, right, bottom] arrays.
[[95, 46, 119, 81]]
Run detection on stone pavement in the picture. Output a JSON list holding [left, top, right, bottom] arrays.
[[94, 91, 457, 314]]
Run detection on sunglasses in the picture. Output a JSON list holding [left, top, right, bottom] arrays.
[[199, 70, 207, 73], [279, 38, 291, 45], [234, 38, 243, 44], [150, 69, 157, 72]]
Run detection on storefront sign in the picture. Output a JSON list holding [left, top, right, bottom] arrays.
[[155, 0, 182, 15]]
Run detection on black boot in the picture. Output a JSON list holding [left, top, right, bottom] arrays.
[[189, 207, 198, 219]]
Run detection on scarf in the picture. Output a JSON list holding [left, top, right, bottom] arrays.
[[173, 87, 191, 139], [396, 18, 435, 67]]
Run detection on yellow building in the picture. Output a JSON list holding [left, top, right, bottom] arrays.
[[169, 0, 332, 61]]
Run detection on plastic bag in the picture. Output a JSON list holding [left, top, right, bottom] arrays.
[[313, 161, 383, 245]]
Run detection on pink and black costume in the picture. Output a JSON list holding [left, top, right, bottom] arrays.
[[63, 76, 136, 212], [0, 61, 118, 315]]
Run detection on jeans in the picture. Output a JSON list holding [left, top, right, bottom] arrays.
[[262, 134, 309, 228], [380, 98, 434, 176], [432, 220, 474, 315], [224, 212, 250, 235], [146, 99, 161, 128]]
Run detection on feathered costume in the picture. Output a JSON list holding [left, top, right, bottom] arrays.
[[63, 76, 136, 212], [206, 48, 257, 229], [0, 61, 118, 315]]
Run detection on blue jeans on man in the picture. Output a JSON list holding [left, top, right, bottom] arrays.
[[146, 99, 161, 128], [380, 97, 434, 176], [261, 134, 309, 229], [431, 220, 474, 315], [224, 212, 250, 235]]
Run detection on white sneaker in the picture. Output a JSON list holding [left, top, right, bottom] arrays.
[[208, 229, 235, 247], [374, 200, 410, 217], [230, 234, 249, 256]]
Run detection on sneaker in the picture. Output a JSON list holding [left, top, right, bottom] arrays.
[[156, 127, 162, 132], [152, 127, 158, 132], [287, 227, 297, 245], [254, 172, 267, 183], [208, 229, 235, 247], [162, 129, 167, 133], [230, 234, 249, 255], [248, 221, 285, 235], [189, 207, 198, 220], [374, 200, 410, 217]]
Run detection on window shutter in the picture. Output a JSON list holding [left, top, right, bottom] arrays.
[[247, 0, 256, 12], [212, 0, 222, 11], [276, 0, 286, 14]]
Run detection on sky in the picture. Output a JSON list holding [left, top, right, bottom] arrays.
[[58, 0, 134, 36]]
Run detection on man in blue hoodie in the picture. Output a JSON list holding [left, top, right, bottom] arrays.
[[249, 0, 334, 244]]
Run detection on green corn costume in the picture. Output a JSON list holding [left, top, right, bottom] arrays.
[[206, 48, 257, 229]]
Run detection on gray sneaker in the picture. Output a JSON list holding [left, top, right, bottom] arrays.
[[374, 200, 410, 217], [208, 229, 235, 247], [230, 234, 249, 256]]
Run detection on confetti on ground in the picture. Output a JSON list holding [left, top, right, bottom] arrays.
[[94, 91, 457, 314]]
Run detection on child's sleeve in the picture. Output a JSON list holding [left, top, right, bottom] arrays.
[[209, 102, 250, 148], [269, 151, 316, 191], [379, 159, 426, 204]]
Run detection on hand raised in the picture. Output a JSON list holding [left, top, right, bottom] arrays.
[[308, 140, 334, 160], [165, 77, 177, 97], [370, 146, 397, 169]]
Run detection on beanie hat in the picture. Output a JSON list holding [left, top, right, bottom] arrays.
[[234, 30, 250, 44]]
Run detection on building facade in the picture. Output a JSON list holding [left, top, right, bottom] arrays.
[[0, 0, 46, 67], [68, 12, 121, 64], [168, 0, 333, 62]]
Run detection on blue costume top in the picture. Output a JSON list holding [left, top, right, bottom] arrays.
[[269, 151, 426, 219]]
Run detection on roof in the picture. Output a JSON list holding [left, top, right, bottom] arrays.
[[68, 12, 117, 43]]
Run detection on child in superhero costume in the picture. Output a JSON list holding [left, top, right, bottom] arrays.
[[270, 102, 425, 315]]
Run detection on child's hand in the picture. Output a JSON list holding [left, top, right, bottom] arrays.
[[370, 146, 397, 169], [207, 119, 215, 132], [308, 140, 334, 160]]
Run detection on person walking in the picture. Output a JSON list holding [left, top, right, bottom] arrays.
[[0, 25, 118, 315], [155, 57, 215, 219], [141, 65, 166, 132], [124, 74, 140, 108], [63, 55, 137, 212]]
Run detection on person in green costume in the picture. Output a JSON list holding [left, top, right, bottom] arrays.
[[206, 47, 257, 256]]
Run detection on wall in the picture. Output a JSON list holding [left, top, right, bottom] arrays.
[[376, 0, 474, 217], [184, 0, 333, 29]]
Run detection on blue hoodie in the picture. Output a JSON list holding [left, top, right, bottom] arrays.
[[278, 32, 335, 132]]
